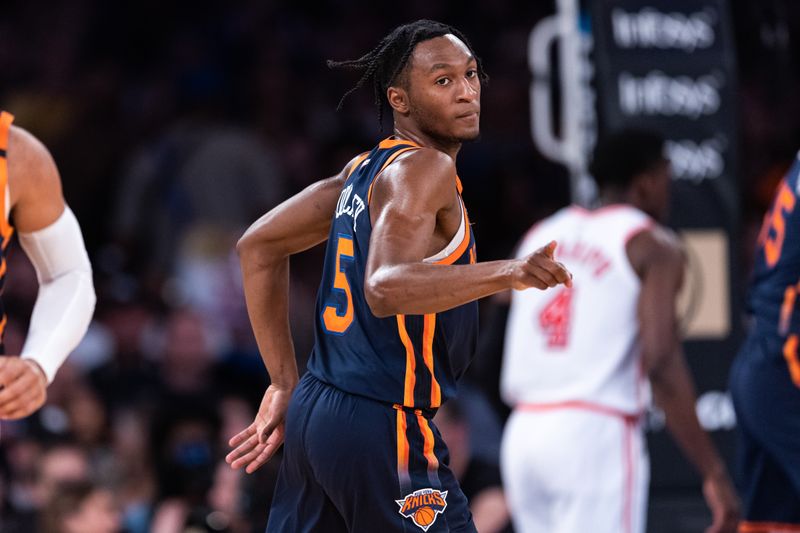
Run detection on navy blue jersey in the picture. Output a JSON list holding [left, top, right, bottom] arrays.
[[0, 112, 15, 354], [747, 153, 800, 382], [307, 138, 478, 410]]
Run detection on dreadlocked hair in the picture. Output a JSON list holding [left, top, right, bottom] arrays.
[[326, 19, 488, 126]]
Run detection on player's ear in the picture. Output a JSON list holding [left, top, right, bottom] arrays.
[[387, 86, 410, 115]]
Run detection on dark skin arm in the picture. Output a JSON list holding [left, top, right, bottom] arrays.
[[365, 148, 571, 317], [629, 227, 740, 533], [225, 159, 351, 473], [228, 148, 571, 474], [0, 126, 66, 420]]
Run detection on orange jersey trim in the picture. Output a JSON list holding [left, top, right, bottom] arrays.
[[0, 112, 14, 240], [779, 284, 799, 334], [395, 408, 410, 483], [0, 112, 13, 151], [783, 335, 800, 387], [378, 137, 421, 150], [417, 415, 440, 472], [432, 199, 471, 265], [346, 152, 370, 180], [397, 315, 417, 407], [455, 174, 464, 194], [422, 313, 441, 407], [739, 521, 800, 532]]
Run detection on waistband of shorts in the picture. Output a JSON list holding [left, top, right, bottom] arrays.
[[391, 403, 438, 419], [303, 372, 439, 418], [515, 400, 643, 421]]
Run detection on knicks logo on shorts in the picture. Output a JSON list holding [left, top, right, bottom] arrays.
[[395, 488, 448, 531]]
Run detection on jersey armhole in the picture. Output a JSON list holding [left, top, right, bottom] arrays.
[[345, 152, 370, 181], [623, 221, 656, 281], [0, 112, 14, 238], [366, 146, 420, 205]]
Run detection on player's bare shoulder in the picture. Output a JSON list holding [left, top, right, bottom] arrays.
[[626, 223, 686, 278], [371, 147, 458, 212], [390, 147, 455, 187], [6, 125, 63, 209]]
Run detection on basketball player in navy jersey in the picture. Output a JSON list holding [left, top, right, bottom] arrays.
[[730, 152, 800, 532], [226, 20, 572, 532], [0, 111, 95, 420]]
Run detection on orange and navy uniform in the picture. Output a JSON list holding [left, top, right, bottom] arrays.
[[307, 138, 478, 412], [730, 152, 800, 530], [748, 157, 800, 376], [0, 112, 15, 353], [267, 139, 478, 533]]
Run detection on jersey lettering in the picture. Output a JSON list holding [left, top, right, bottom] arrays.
[[322, 234, 355, 334], [759, 180, 796, 268], [538, 287, 574, 348], [335, 184, 367, 232], [783, 335, 800, 387]]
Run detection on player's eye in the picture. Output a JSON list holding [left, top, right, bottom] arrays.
[[436, 77, 451, 86], [466, 69, 477, 78]]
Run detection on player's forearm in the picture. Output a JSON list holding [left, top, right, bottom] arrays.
[[239, 254, 298, 388], [651, 352, 726, 479], [365, 260, 514, 317], [18, 207, 96, 383]]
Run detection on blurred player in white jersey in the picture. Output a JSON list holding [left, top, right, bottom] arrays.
[[500, 129, 739, 533]]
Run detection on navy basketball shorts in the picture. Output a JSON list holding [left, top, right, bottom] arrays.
[[266, 372, 476, 532], [730, 334, 800, 529]]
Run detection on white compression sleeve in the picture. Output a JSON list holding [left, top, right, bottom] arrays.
[[17, 207, 96, 383]]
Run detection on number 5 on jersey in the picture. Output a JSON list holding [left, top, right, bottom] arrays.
[[759, 180, 797, 268], [322, 234, 355, 335]]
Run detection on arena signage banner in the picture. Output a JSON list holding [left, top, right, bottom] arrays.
[[590, 0, 740, 490]]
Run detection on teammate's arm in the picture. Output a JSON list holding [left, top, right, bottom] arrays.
[[365, 149, 571, 317], [630, 228, 739, 533], [226, 161, 351, 474], [0, 125, 95, 419]]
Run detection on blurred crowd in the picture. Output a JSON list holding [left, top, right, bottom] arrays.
[[0, 0, 799, 531]]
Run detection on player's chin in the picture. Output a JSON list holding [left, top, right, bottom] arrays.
[[454, 126, 481, 143]]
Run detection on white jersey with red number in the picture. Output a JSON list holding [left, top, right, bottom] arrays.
[[501, 204, 654, 415]]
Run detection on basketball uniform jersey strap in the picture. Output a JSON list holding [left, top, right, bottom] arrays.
[[367, 146, 419, 204], [309, 138, 478, 410], [0, 111, 14, 241], [0, 111, 15, 351]]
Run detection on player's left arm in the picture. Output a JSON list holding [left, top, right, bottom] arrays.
[[631, 228, 739, 533], [0, 126, 96, 419], [227, 160, 352, 474]]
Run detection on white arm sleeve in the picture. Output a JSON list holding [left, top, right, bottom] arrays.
[[17, 206, 96, 383]]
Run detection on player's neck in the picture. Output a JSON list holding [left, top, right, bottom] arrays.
[[392, 126, 461, 160], [597, 189, 632, 209], [598, 189, 659, 220]]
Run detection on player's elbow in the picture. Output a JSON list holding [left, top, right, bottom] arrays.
[[236, 231, 258, 258], [364, 271, 396, 318], [236, 224, 287, 265], [642, 346, 674, 384], [236, 231, 273, 265]]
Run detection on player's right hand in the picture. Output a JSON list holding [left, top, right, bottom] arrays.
[[0, 357, 47, 419], [702, 470, 740, 533], [225, 383, 294, 474], [510, 241, 572, 291]]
